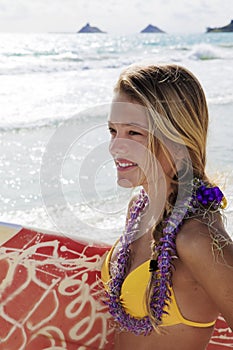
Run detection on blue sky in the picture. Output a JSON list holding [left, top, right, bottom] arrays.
[[0, 0, 232, 34]]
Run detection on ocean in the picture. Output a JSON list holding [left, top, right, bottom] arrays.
[[0, 32, 232, 243]]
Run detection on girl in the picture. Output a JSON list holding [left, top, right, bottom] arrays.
[[101, 64, 233, 350]]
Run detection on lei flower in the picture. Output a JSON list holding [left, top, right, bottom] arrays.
[[104, 178, 226, 335]]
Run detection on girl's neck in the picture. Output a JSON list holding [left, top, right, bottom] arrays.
[[143, 177, 175, 225]]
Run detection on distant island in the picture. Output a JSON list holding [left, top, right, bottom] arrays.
[[206, 19, 233, 33], [77, 23, 106, 33], [140, 24, 165, 33]]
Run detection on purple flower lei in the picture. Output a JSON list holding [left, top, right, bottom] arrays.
[[104, 178, 225, 336]]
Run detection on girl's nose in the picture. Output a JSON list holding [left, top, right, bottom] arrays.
[[109, 137, 130, 157]]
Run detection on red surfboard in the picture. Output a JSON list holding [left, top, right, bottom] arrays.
[[0, 222, 232, 349]]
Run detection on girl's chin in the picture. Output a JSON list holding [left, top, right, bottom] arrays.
[[117, 176, 146, 188], [117, 178, 134, 188]]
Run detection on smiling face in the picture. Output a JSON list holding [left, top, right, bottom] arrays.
[[108, 92, 180, 225], [108, 93, 151, 189]]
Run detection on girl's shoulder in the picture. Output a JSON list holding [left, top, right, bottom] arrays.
[[176, 212, 232, 266]]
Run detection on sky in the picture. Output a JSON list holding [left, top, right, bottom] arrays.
[[0, 0, 232, 34]]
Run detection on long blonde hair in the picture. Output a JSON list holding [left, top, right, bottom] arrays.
[[114, 63, 210, 327]]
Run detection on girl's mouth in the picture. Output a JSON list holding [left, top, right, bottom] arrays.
[[115, 158, 138, 171]]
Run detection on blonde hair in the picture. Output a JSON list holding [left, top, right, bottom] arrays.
[[114, 63, 211, 328]]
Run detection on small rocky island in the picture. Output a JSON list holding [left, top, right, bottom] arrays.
[[206, 19, 233, 33], [140, 24, 165, 33], [77, 23, 106, 33]]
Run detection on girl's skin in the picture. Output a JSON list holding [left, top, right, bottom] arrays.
[[107, 92, 233, 350]]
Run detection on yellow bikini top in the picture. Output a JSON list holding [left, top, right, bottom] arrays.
[[101, 244, 216, 328]]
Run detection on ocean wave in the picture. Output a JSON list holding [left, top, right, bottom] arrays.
[[0, 64, 96, 76], [0, 116, 65, 132], [188, 44, 222, 60], [0, 108, 109, 132], [3, 50, 57, 58], [1, 50, 115, 62], [218, 43, 233, 49], [0, 56, 123, 75], [0, 64, 79, 76]]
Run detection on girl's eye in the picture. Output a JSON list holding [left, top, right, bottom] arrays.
[[109, 127, 116, 134], [108, 128, 143, 136], [129, 130, 142, 136]]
